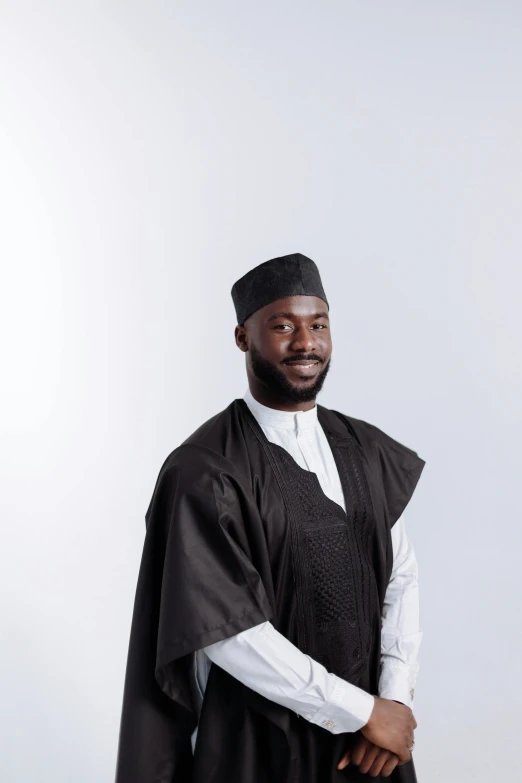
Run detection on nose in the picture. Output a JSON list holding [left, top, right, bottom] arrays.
[[289, 325, 317, 353]]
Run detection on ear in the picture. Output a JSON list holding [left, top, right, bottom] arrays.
[[235, 324, 249, 352]]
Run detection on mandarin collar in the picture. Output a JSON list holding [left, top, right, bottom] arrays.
[[243, 386, 318, 431]]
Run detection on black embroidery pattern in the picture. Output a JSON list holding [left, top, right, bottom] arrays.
[[307, 526, 357, 630], [266, 436, 380, 688]]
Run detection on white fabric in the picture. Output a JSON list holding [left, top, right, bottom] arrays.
[[189, 388, 422, 751]]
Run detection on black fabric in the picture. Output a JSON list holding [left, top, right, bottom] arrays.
[[262, 437, 380, 694], [231, 252, 329, 325], [114, 399, 426, 783]]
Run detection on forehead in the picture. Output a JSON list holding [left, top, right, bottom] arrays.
[[257, 295, 329, 321]]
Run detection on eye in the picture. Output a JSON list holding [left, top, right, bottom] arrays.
[[273, 324, 292, 330], [312, 324, 328, 329]]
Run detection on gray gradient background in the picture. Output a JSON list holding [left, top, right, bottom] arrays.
[[1, 2, 521, 782]]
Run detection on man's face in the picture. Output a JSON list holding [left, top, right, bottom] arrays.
[[238, 295, 333, 404]]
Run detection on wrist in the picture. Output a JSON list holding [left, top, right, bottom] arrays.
[[363, 695, 377, 728]]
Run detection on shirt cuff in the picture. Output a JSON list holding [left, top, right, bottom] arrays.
[[378, 661, 417, 708], [307, 675, 375, 734]]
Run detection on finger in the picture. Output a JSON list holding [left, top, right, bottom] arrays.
[[336, 750, 350, 771], [413, 716, 418, 729], [351, 739, 370, 766], [367, 749, 390, 777], [380, 754, 400, 777], [358, 743, 381, 775], [396, 747, 412, 765]]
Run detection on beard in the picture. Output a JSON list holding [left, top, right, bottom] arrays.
[[249, 342, 332, 404]]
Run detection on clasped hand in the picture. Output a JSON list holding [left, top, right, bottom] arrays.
[[336, 697, 416, 777], [337, 735, 402, 777]]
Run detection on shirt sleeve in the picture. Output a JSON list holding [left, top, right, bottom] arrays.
[[201, 620, 375, 734], [378, 512, 423, 708]]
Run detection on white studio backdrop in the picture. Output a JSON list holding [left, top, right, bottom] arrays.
[[1, 2, 521, 782]]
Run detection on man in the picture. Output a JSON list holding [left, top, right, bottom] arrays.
[[115, 253, 425, 782]]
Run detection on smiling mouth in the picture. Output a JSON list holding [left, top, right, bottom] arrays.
[[284, 360, 321, 377], [286, 362, 318, 368]]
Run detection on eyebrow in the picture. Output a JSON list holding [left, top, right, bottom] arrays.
[[266, 311, 330, 322]]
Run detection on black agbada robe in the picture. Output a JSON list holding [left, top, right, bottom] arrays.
[[114, 398, 426, 783]]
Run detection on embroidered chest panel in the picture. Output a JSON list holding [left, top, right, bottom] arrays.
[[267, 435, 381, 688]]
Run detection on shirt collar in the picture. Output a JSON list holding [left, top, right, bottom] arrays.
[[243, 386, 318, 431]]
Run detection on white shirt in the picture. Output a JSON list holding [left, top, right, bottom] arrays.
[[189, 388, 422, 751]]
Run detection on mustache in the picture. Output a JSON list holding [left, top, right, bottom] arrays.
[[282, 354, 324, 364]]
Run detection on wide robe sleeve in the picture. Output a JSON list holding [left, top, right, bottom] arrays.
[[360, 419, 426, 528], [154, 443, 275, 691], [114, 443, 275, 783], [334, 410, 427, 529]]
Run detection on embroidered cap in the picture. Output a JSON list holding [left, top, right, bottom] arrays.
[[231, 252, 329, 325]]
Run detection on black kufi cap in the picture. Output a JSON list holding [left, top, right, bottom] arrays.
[[231, 252, 328, 325]]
